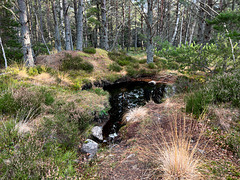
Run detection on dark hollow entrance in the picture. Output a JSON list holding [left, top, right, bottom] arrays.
[[103, 81, 175, 139]]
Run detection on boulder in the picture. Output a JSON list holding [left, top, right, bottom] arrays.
[[81, 139, 99, 159], [91, 126, 103, 141]]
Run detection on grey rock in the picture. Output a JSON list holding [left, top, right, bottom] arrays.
[[91, 126, 103, 141], [81, 139, 99, 159]]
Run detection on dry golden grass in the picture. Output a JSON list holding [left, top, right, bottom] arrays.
[[140, 113, 205, 179], [123, 107, 148, 123]]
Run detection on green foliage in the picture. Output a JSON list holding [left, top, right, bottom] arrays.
[[156, 40, 239, 73], [208, 11, 240, 40], [108, 62, 123, 72], [61, 54, 94, 73], [27, 67, 39, 76], [148, 62, 156, 69], [94, 88, 108, 96], [83, 47, 96, 54], [185, 90, 212, 118], [108, 51, 137, 66], [206, 70, 240, 107], [139, 59, 146, 64], [175, 76, 203, 94], [126, 66, 138, 77], [0, 2, 23, 67], [32, 42, 52, 56], [0, 119, 78, 179]]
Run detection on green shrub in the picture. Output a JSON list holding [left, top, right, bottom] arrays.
[[44, 92, 55, 105], [206, 70, 240, 107], [27, 67, 39, 76], [148, 62, 156, 69], [126, 66, 138, 77], [108, 51, 137, 66], [175, 76, 202, 94], [36, 65, 47, 74], [139, 59, 146, 64], [168, 61, 179, 70], [61, 54, 94, 73], [83, 47, 96, 54], [185, 90, 212, 118], [0, 92, 17, 114], [94, 88, 108, 96], [108, 62, 123, 72]]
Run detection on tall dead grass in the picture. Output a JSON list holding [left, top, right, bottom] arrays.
[[140, 113, 206, 179]]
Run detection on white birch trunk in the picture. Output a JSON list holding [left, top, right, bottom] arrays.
[[171, 1, 180, 45], [17, 0, 34, 66], [76, 0, 83, 51], [63, 0, 71, 50], [179, 10, 184, 47], [189, 20, 196, 45], [0, 36, 8, 69]]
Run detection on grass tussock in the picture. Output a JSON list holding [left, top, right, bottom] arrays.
[[123, 107, 148, 123], [140, 113, 205, 179]]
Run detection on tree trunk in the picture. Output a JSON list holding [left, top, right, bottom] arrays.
[[17, 0, 34, 66], [134, 7, 137, 51], [146, 0, 153, 64], [121, 0, 125, 50], [203, 0, 213, 44], [101, 0, 109, 50], [63, 0, 71, 50], [76, 0, 83, 51], [127, 0, 131, 52], [189, 19, 196, 45], [0, 36, 8, 69], [141, 3, 144, 50], [52, 0, 62, 52], [171, 0, 180, 45], [197, 0, 205, 44], [59, 0, 65, 44], [179, 9, 184, 47]]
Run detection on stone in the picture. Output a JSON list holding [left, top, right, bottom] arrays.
[[91, 126, 103, 141], [81, 139, 99, 159], [148, 80, 156, 86]]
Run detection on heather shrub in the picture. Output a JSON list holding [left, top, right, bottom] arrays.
[[108, 62, 123, 72], [61, 54, 94, 73], [108, 51, 137, 66], [83, 47, 96, 54], [206, 70, 240, 107]]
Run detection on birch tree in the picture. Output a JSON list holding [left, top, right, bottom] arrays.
[[63, 0, 72, 50], [17, 0, 35, 66], [76, 0, 83, 51], [0, 36, 7, 69]]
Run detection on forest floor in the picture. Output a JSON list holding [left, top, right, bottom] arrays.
[[0, 49, 239, 179]]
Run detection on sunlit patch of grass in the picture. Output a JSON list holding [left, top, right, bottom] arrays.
[[78, 52, 91, 57]]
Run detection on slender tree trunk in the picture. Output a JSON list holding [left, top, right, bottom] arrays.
[[134, 7, 137, 51], [189, 19, 196, 45], [185, 10, 191, 44], [0, 36, 8, 69], [171, 0, 180, 45], [101, 0, 109, 50], [141, 3, 144, 50], [63, 0, 71, 50], [127, 0, 131, 52], [76, 0, 83, 51], [17, 0, 34, 66], [52, 0, 62, 52], [59, 0, 65, 44], [179, 9, 184, 46], [203, 0, 213, 44], [115, 0, 119, 50], [146, 0, 154, 64], [197, 0, 205, 44], [121, 0, 125, 50]]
